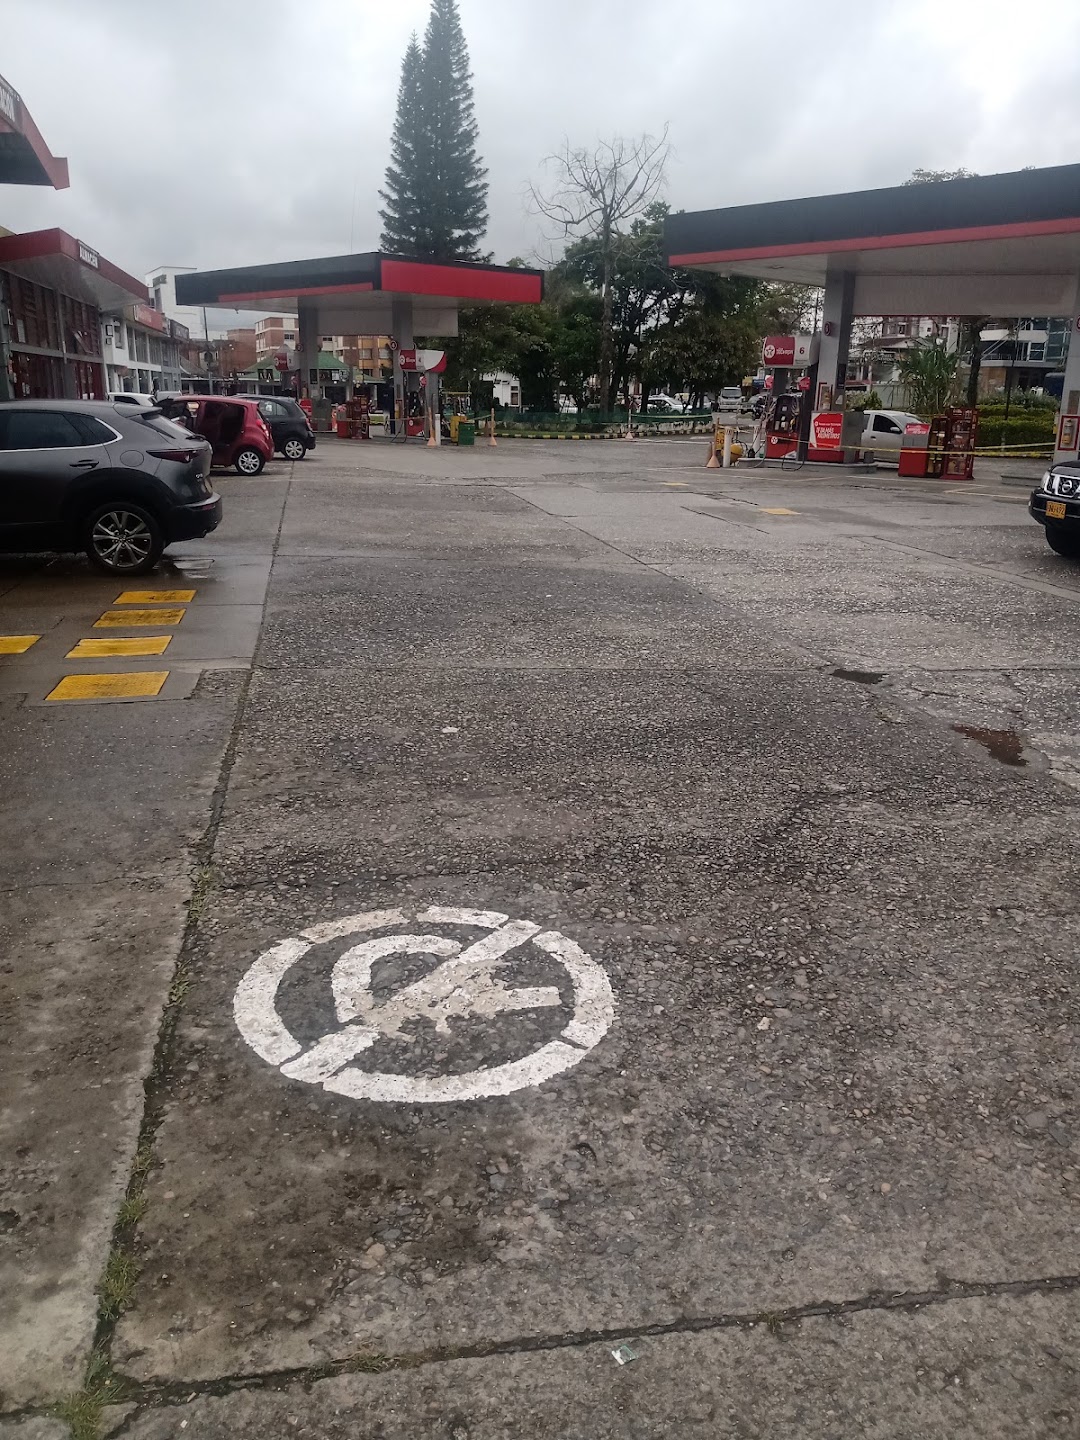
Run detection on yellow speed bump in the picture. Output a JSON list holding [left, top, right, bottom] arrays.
[[94, 607, 186, 628], [46, 672, 169, 701], [115, 589, 196, 604], [67, 636, 172, 659], [0, 635, 41, 654], [761, 507, 798, 516]]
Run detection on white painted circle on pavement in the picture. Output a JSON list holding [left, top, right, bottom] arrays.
[[233, 906, 615, 1103]]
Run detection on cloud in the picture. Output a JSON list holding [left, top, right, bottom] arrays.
[[4, 0, 1080, 284]]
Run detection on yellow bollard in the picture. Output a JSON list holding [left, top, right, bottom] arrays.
[[489, 407, 498, 447]]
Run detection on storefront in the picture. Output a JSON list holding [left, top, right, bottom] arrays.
[[0, 228, 147, 402]]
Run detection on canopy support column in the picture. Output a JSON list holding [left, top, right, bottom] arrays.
[[1053, 276, 1080, 466]]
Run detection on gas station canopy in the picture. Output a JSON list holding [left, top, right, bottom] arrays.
[[0, 73, 69, 189], [175, 251, 544, 335], [665, 163, 1080, 317]]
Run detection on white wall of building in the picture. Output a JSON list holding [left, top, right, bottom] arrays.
[[101, 305, 185, 395]]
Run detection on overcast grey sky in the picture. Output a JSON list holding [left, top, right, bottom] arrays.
[[5, 0, 1080, 286]]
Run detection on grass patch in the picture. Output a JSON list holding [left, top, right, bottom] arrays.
[[55, 1348, 130, 1440], [130, 1142, 154, 1186], [98, 1250, 139, 1323], [116, 1192, 148, 1229], [185, 862, 216, 926]]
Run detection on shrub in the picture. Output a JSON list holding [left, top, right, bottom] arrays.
[[976, 413, 1055, 448]]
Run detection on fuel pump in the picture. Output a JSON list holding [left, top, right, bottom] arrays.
[[765, 392, 803, 459]]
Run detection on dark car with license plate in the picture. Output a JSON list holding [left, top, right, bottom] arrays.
[[0, 399, 221, 575], [236, 394, 316, 460], [1030, 463, 1080, 558]]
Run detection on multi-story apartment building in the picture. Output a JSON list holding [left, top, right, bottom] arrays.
[[101, 301, 186, 395], [255, 315, 299, 360], [318, 333, 393, 380]]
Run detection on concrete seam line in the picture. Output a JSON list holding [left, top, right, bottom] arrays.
[[83, 476, 293, 1370], [98, 1271, 1080, 1418]]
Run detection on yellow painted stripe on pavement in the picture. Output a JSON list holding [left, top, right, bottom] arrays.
[[0, 635, 40, 654], [114, 589, 196, 604], [94, 607, 186, 628], [67, 636, 173, 658], [761, 507, 798, 515], [47, 671, 170, 701]]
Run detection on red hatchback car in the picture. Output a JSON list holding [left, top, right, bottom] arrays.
[[159, 395, 273, 475]]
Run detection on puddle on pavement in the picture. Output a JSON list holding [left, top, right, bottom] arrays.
[[167, 559, 216, 579], [952, 724, 1027, 766], [831, 667, 884, 685]]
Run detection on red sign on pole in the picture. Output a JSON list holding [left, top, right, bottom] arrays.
[[797, 375, 811, 392], [398, 348, 418, 371], [811, 411, 844, 449], [275, 351, 290, 372], [761, 335, 796, 366]]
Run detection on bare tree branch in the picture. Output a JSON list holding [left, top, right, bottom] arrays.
[[528, 128, 671, 413]]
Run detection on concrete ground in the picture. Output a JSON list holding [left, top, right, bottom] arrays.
[[1, 437, 1078, 1437]]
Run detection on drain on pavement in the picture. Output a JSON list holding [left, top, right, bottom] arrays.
[[952, 725, 1027, 766]]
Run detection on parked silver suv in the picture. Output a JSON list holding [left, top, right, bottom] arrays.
[[0, 399, 222, 574]]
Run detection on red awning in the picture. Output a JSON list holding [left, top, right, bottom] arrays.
[[0, 229, 146, 309]]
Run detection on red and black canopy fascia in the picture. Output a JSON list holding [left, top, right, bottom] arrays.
[[175, 253, 544, 307], [0, 73, 69, 189], [665, 162, 1080, 267]]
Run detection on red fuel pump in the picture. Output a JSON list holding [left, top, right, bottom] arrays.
[[765, 393, 803, 459]]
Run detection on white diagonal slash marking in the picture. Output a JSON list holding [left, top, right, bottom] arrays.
[[234, 906, 615, 1103]]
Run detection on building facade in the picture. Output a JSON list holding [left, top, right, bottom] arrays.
[[101, 301, 186, 395], [255, 315, 298, 360], [0, 230, 146, 401]]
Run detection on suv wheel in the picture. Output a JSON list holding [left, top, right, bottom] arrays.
[[282, 436, 306, 460], [82, 501, 163, 575], [1044, 524, 1080, 559], [235, 447, 265, 475]]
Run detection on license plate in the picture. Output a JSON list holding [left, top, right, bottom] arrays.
[[1047, 500, 1067, 519]]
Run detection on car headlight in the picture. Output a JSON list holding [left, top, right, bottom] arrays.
[[1040, 470, 1054, 493]]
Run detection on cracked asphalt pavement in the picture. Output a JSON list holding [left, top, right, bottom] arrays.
[[2, 440, 1079, 1437]]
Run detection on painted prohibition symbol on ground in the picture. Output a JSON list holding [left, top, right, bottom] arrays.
[[233, 906, 615, 1103]]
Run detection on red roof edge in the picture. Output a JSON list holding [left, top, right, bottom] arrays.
[[0, 227, 147, 301], [18, 102, 69, 189]]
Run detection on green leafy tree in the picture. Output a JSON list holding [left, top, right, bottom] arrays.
[[379, 0, 488, 260], [559, 202, 763, 411], [897, 337, 960, 414]]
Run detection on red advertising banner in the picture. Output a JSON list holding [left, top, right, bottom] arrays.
[[811, 411, 843, 449], [761, 335, 796, 366]]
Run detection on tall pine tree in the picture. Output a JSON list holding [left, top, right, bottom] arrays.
[[378, 34, 429, 256], [379, 0, 488, 262]]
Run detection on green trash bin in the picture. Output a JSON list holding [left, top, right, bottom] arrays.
[[457, 419, 475, 446]]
